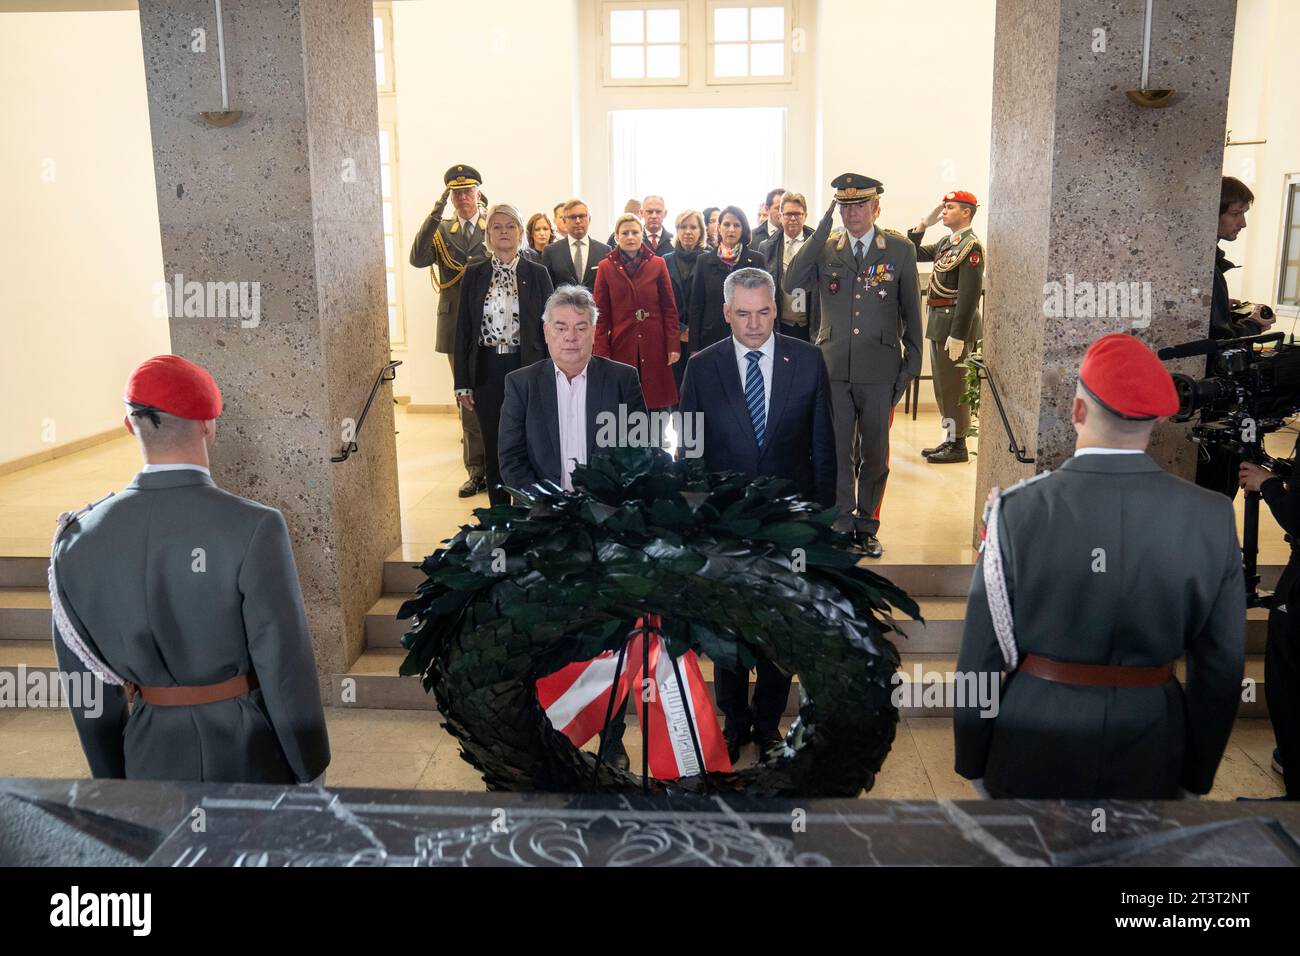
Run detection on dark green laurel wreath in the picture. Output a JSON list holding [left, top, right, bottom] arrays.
[[398, 447, 920, 797]]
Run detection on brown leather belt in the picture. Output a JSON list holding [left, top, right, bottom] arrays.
[[130, 673, 259, 707], [1020, 654, 1174, 689], [927, 296, 957, 308]]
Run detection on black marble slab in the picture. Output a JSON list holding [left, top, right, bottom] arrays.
[[1, 777, 1297, 867]]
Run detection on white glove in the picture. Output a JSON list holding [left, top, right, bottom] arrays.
[[921, 203, 944, 229], [945, 336, 965, 362]]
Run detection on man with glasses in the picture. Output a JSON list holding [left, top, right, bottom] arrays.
[[761, 191, 818, 342], [542, 199, 609, 295]]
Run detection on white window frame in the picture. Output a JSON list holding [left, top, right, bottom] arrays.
[[600, 0, 689, 87], [374, 2, 395, 94], [706, 1, 794, 86], [1275, 172, 1300, 319]]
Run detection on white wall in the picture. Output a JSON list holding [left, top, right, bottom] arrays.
[[0, 9, 168, 466], [391, 0, 582, 406], [1222, 0, 1300, 325], [815, 0, 995, 237]]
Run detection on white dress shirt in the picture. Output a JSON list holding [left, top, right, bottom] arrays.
[[848, 226, 876, 262], [732, 332, 775, 412], [1073, 447, 1145, 457], [555, 362, 589, 490], [569, 236, 587, 279], [141, 463, 212, 476]]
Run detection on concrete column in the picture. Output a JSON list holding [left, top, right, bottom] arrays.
[[137, 0, 401, 683], [976, 0, 1237, 536]]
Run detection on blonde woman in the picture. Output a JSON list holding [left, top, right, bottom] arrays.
[[453, 203, 555, 505]]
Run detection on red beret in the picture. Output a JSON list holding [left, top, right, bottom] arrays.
[[124, 355, 222, 420], [1078, 334, 1178, 420], [943, 190, 979, 207]]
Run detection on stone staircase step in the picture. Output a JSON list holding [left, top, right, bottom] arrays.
[[0, 588, 53, 641], [363, 591, 1271, 655], [0, 556, 48, 589]]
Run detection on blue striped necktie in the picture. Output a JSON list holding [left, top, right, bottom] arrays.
[[744, 350, 766, 447]]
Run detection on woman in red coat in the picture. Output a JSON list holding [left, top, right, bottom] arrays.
[[593, 213, 681, 410]]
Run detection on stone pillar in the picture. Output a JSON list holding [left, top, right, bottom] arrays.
[[137, 0, 401, 684], [975, 0, 1237, 537]]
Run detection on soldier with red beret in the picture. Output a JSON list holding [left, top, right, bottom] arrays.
[[908, 190, 985, 464], [954, 334, 1246, 799], [50, 355, 330, 785]]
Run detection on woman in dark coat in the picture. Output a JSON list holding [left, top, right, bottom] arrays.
[[688, 205, 766, 352], [663, 208, 707, 394], [454, 203, 554, 505], [593, 213, 680, 411]]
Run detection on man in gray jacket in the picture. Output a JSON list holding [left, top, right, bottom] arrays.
[[51, 355, 330, 785], [955, 334, 1245, 799]]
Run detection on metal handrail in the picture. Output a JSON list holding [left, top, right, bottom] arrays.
[[968, 356, 1035, 464], [332, 360, 402, 462]]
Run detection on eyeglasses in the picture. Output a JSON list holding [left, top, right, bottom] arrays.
[[782, 211, 806, 218], [565, 213, 590, 221]]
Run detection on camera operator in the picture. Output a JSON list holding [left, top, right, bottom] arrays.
[[1197, 177, 1277, 498], [1240, 457, 1298, 799]]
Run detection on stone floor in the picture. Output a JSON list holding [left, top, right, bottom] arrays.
[[0, 704, 1284, 799]]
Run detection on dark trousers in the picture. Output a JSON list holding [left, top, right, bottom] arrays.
[[1268, 563, 1300, 798], [473, 348, 521, 507], [714, 659, 792, 741], [778, 320, 810, 342], [448, 354, 485, 481], [830, 381, 894, 535]]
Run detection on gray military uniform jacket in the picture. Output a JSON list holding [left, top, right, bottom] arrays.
[[409, 196, 489, 354], [785, 207, 923, 394], [51, 469, 330, 784], [954, 453, 1246, 798]]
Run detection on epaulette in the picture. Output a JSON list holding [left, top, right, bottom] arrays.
[[830, 228, 846, 252], [880, 227, 908, 241], [999, 469, 1053, 498]]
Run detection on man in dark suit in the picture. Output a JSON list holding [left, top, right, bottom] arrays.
[[760, 191, 818, 342], [409, 163, 489, 498], [955, 335, 1245, 799], [751, 187, 785, 247], [541, 199, 608, 294], [606, 195, 673, 255], [679, 267, 836, 762], [499, 284, 648, 769]]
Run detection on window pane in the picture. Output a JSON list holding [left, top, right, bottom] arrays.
[[750, 41, 784, 76], [646, 44, 680, 78], [373, 16, 383, 50], [383, 201, 393, 233], [610, 9, 644, 44], [610, 44, 645, 79], [713, 42, 748, 77], [380, 163, 392, 198], [375, 52, 385, 87], [645, 8, 680, 42], [377, 129, 390, 163], [750, 5, 784, 41], [713, 6, 748, 42], [386, 272, 396, 302], [384, 235, 394, 268]]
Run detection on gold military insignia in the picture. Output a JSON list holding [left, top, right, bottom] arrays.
[[449, 221, 460, 234]]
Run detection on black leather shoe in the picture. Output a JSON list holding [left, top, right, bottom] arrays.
[[753, 732, 784, 762], [598, 738, 630, 771], [921, 439, 952, 458], [458, 476, 485, 498], [927, 440, 969, 464], [860, 533, 883, 558], [724, 723, 752, 764]]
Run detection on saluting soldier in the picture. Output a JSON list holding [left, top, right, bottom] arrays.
[[410, 164, 490, 498], [784, 174, 922, 557], [907, 189, 984, 464], [955, 335, 1245, 799], [51, 355, 330, 784]]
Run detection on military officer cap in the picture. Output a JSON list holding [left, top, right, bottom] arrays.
[[444, 164, 482, 189], [943, 189, 979, 208], [125, 354, 223, 423], [832, 173, 884, 205], [1078, 334, 1178, 420]]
